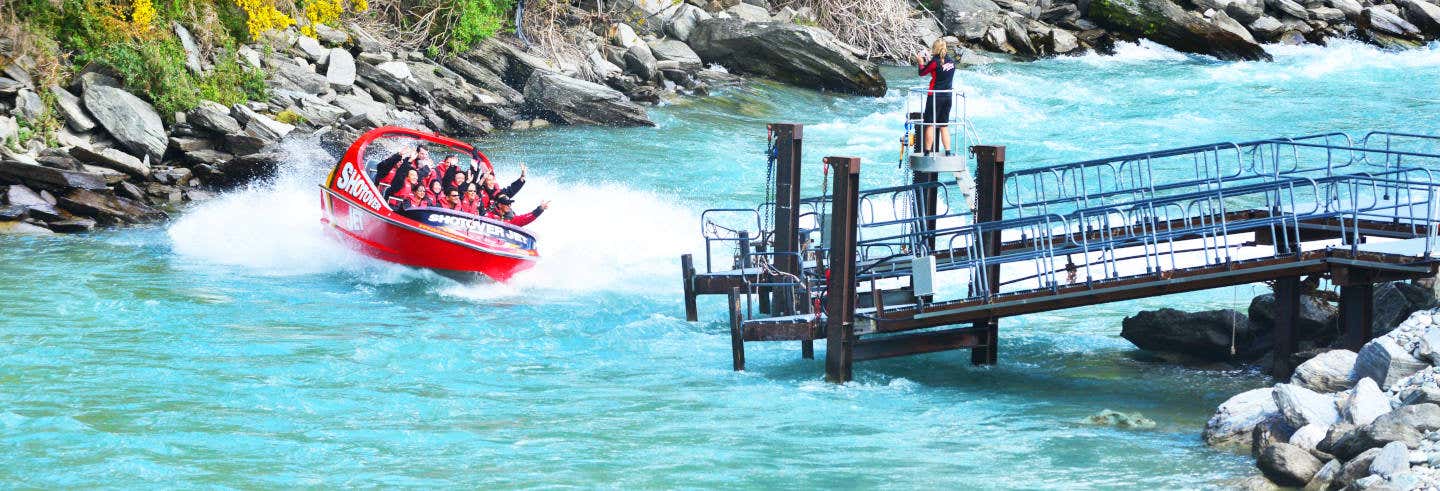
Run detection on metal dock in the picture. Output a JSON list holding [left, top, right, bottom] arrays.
[[681, 121, 1440, 383]]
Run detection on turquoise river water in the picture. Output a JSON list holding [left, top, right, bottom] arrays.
[[3, 40, 1439, 488]]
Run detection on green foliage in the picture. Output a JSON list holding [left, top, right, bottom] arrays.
[[6, 0, 267, 118], [274, 108, 305, 125], [447, 0, 515, 53]]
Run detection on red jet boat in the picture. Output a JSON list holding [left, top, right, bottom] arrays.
[[319, 127, 539, 282]]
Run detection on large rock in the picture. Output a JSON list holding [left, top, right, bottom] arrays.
[[210, 150, 283, 188], [1227, 0, 1268, 22], [4, 184, 61, 221], [1258, 441, 1323, 486], [1397, 0, 1440, 35], [1372, 282, 1438, 337], [1304, 458, 1342, 491], [68, 146, 150, 179], [233, 106, 295, 142], [295, 36, 326, 62], [57, 188, 166, 225], [81, 84, 167, 161], [665, 3, 713, 41], [688, 19, 887, 97], [0, 158, 109, 191], [1050, 28, 1082, 53], [522, 70, 654, 127], [1120, 308, 1266, 360], [1332, 403, 1440, 459], [1369, 441, 1410, 478], [943, 0, 1006, 38], [47, 85, 95, 133], [1337, 447, 1383, 486], [265, 55, 330, 95], [326, 48, 356, 91], [647, 39, 703, 66], [1362, 6, 1425, 45], [13, 88, 44, 120], [172, 21, 203, 74], [1087, 0, 1271, 61], [726, 3, 773, 23], [1274, 383, 1342, 429], [623, 44, 660, 82], [1267, 0, 1311, 19], [189, 100, 242, 135], [1325, 0, 1363, 17], [1212, 10, 1259, 44], [1289, 423, 1329, 450], [1345, 377, 1391, 426], [1353, 337, 1427, 390], [1292, 350, 1358, 392], [1249, 16, 1286, 38], [1205, 387, 1282, 447]]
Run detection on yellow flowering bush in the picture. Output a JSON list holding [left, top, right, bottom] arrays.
[[130, 0, 156, 30], [235, 0, 295, 40]]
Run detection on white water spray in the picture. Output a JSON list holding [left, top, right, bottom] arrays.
[[168, 135, 700, 297]]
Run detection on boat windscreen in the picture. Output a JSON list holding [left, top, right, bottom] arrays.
[[363, 134, 485, 189]]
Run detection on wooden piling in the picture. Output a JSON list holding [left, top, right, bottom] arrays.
[[730, 287, 745, 371], [1273, 276, 1301, 378], [681, 254, 698, 322], [1339, 268, 1375, 351], [971, 145, 1006, 366], [825, 156, 861, 383]]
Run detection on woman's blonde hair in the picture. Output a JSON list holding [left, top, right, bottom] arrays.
[[931, 38, 948, 57]]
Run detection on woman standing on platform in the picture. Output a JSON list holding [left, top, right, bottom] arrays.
[[915, 38, 957, 156]]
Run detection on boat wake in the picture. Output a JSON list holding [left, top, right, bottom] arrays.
[[168, 135, 699, 298]]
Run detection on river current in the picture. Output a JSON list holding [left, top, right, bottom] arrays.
[[3, 40, 1439, 488]]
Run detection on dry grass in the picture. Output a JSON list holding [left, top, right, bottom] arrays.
[[779, 0, 926, 61]]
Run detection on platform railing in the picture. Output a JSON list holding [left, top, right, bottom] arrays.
[[698, 208, 762, 273], [851, 170, 1438, 299]]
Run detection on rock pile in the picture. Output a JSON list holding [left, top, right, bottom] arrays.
[[936, 0, 1440, 61], [1204, 308, 1440, 489]]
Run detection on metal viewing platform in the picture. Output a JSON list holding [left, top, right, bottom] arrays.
[[681, 102, 1440, 383]]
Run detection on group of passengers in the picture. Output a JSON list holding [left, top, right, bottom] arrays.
[[372, 145, 549, 226]]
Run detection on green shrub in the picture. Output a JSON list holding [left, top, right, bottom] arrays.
[[447, 0, 514, 53]]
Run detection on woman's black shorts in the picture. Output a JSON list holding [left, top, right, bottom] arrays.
[[922, 94, 953, 125]]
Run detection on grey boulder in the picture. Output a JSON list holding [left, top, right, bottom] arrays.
[[522, 70, 654, 127], [1291, 349, 1358, 392], [81, 84, 167, 161], [1274, 383, 1341, 429], [1205, 387, 1281, 447], [47, 85, 96, 133], [1353, 337, 1427, 390], [1258, 441, 1323, 486], [688, 18, 887, 97], [68, 145, 151, 180]]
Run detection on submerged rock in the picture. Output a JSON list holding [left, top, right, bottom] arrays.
[[688, 19, 887, 97], [1085, 409, 1157, 428]]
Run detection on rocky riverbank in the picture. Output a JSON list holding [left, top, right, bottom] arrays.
[[1203, 307, 1440, 489], [0, 0, 891, 234]]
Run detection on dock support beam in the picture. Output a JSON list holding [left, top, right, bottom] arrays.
[[681, 254, 698, 321], [769, 123, 811, 358], [1339, 268, 1375, 351], [1273, 277, 1301, 379], [970, 145, 1006, 366], [729, 287, 745, 371], [825, 156, 861, 383]]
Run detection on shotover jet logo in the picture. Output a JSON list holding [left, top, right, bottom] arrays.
[[336, 162, 383, 211]]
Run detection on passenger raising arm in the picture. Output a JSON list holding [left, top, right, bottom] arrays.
[[486, 194, 549, 227]]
